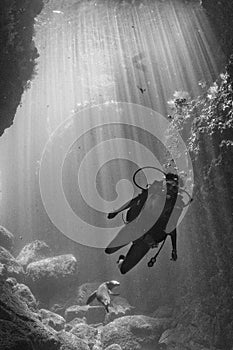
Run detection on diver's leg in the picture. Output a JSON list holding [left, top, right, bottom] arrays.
[[170, 228, 177, 261], [120, 240, 150, 274]]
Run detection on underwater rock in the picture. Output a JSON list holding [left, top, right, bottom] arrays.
[[16, 240, 51, 267], [106, 296, 134, 323], [0, 319, 34, 350], [26, 254, 78, 297], [0, 246, 25, 281], [0, 281, 60, 349], [151, 305, 174, 319], [40, 309, 66, 331], [0, 262, 8, 284], [14, 282, 38, 311], [0, 225, 14, 252], [70, 323, 98, 349], [105, 345, 122, 350], [101, 315, 168, 350], [57, 330, 90, 350], [65, 304, 106, 324], [65, 317, 87, 332], [158, 324, 217, 350]]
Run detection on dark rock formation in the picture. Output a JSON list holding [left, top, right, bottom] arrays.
[[16, 240, 51, 267], [0, 319, 34, 350], [0, 0, 43, 136], [0, 226, 14, 252], [0, 280, 60, 349]]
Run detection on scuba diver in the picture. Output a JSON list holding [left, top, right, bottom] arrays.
[[106, 167, 192, 274]]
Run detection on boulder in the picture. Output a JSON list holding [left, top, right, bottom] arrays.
[[0, 246, 24, 281], [106, 296, 134, 323], [57, 330, 90, 350], [40, 309, 66, 331], [16, 240, 51, 267], [65, 317, 87, 332], [70, 323, 98, 349], [0, 281, 60, 350], [65, 304, 106, 324], [0, 226, 14, 252], [26, 254, 78, 299], [14, 282, 38, 311], [101, 315, 169, 350]]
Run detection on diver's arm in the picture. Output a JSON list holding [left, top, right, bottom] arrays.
[[170, 228, 177, 261], [107, 191, 146, 219]]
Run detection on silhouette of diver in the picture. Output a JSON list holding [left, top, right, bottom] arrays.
[[106, 168, 192, 274]]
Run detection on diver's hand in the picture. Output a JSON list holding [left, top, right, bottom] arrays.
[[171, 250, 177, 261], [107, 212, 117, 219]]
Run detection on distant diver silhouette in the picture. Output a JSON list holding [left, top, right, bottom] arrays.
[[86, 280, 120, 313], [106, 167, 192, 274]]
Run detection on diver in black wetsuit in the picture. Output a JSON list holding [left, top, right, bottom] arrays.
[[106, 172, 188, 274]]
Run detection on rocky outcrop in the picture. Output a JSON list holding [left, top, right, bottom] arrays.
[[0, 226, 14, 252], [0, 281, 60, 349], [0, 319, 34, 350], [101, 315, 170, 350], [65, 317, 87, 332], [65, 305, 106, 324], [40, 309, 66, 331], [57, 330, 90, 350], [14, 282, 38, 311], [26, 254, 78, 300], [0, 246, 24, 281], [16, 240, 51, 267], [0, 0, 43, 136], [70, 323, 98, 349]]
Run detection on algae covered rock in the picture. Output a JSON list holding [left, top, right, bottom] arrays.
[[101, 315, 168, 350], [0, 226, 14, 251], [0, 246, 24, 281], [16, 240, 51, 267], [57, 330, 90, 350], [40, 309, 66, 331], [26, 254, 78, 296]]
